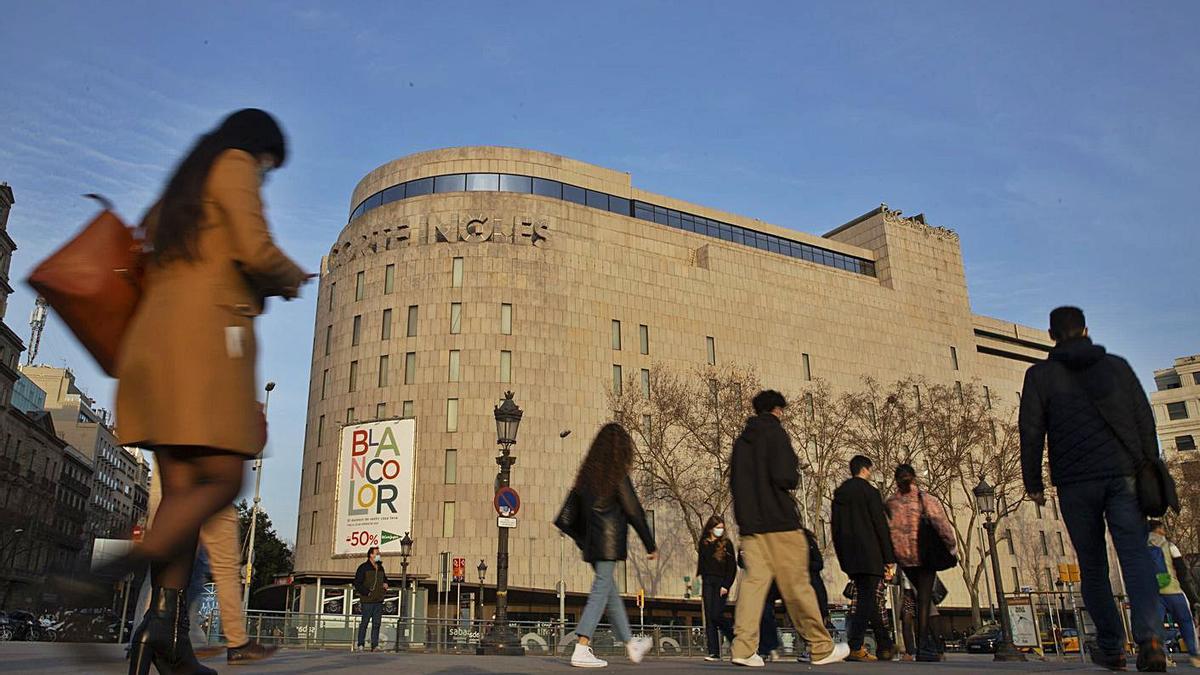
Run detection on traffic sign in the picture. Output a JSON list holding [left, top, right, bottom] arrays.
[[636, 588, 645, 609], [494, 487, 521, 517], [453, 557, 466, 583]]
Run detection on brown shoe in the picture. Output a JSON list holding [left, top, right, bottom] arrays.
[[227, 640, 278, 664], [846, 647, 878, 662]]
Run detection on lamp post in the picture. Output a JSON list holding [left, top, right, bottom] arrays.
[[480, 391, 524, 656], [243, 381, 275, 609], [394, 532, 413, 652], [477, 559, 488, 627], [973, 477, 1025, 662]]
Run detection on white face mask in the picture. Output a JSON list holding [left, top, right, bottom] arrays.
[[373, 554, 381, 563], [713, 527, 725, 538]]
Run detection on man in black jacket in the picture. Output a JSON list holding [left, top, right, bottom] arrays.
[[1020, 306, 1164, 672], [353, 546, 388, 652], [831, 455, 896, 661], [729, 390, 849, 667]]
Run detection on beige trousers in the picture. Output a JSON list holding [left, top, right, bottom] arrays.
[[732, 529, 833, 660]]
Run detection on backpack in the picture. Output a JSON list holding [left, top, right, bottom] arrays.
[[1148, 543, 1172, 590]]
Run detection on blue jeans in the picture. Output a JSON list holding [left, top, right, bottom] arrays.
[[1058, 476, 1163, 654], [1162, 593, 1197, 655], [575, 560, 632, 643], [357, 602, 383, 648], [186, 546, 210, 644]]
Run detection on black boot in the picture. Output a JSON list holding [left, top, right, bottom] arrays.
[[128, 587, 218, 675], [226, 640, 278, 664]]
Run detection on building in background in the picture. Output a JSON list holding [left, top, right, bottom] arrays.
[[1153, 355, 1200, 460]]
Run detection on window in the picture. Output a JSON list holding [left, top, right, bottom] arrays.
[[500, 174, 532, 193], [324, 325, 332, 356], [378, 355, 390, 387], [442, 501, 456, 537], [352, 315, 362, 346], [706, 336, 716, 365], [1057, 531, 1067, 555], [381, 309, 393, 340], [450, 303, 462, 334], [1045, 568, 1055, 590], [1050, 499, 1059, 520], [321, 369, 329, 400], [802, 353, 811, 381], [434, 174, 465, 193], [355, 271, 365, 301], [639, 325, 649, 355], [612, 365, 623, 395], [446, 399, 459, 432], [646, 509, 656, 539], [641, 369, 651, 399], [500, 304, 512, 335], [448, 350, 461, 382], [404, 352, 416, 385], [348, 361, 359, 392], [955, 381, 964, 404], [641, 414, 652, 437], [444, 449, 457, 484], [327, 282, 335, 311], [500, 350, 512, 383], [805, 393, 815, 419], [611, 320, 622, 350], [452, 257, 463, 288], [346, 408, 355, 424], [1035, 501, 1043, 519], [1011, 567, 1020, 588], [406, 305, 418, 337], [384, 264, 395, 294], [1005, 529, 1015, 555], [376, 402, 386, 418], [1168, 401, 1190, 420], [402, 401, 414, 419], [309, 511, 318, 545], [532, 177, 561, 198], [1178, 435, 1197, 451], [1040, 531, 1049, 555], [313, 462, 322, 495], [950, 346, 959, 370], [984, 385, 992, 409]]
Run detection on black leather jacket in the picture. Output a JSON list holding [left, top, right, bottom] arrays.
[[578, 476, 657, 563]]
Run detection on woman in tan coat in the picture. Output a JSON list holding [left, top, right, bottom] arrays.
[[116, 108, 309, 674]]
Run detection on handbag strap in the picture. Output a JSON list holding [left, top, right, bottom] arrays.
[[1066, 366, 1148, 470]]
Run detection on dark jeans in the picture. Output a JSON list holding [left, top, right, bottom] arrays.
[[702, 577, 734, 656], [1058, 476, 1163, 655], [848, 574, 891, 651], [357, 601, 383, 648], [758, 583, 781, 656], [902, 567, 936, 657]]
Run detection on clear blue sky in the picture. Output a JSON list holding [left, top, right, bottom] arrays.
[[2, 2, 1197, 542]]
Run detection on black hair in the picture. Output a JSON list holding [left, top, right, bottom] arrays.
[[752, 390, 787, 415], [894, 463, 916, 482], [366, 546, 379, 559], [1049, 306, 1087, 342], [153, 108, 287, 263], [849, 455, 873, 476]]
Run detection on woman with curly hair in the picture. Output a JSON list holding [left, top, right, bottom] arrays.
[[698, 515, 737, 660]]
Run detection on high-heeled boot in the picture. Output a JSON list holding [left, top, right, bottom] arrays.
[[128, 587, 217, 675]]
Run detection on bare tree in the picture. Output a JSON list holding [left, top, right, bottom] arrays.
[[842, 376, 924, 497], [779, 379, 853, 538], [1165, 459, 1200, 558]]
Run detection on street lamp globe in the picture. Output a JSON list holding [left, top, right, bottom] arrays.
[[494, 391, 523, 447], [478, 559, 488, 584], [400, 531, 413, 559], [973, 476, 996, 515]]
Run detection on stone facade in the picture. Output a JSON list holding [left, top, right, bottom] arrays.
[[292, 147, 1072, 617], [1152, 355, 1200, 459]]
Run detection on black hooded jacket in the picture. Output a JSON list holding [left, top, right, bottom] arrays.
[[1019, 337, 1154, 493], [577, 476, 657, 563], [729, 413, 802, 537]]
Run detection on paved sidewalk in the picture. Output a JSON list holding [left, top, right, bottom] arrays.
[[0, 643, 1107, 674]]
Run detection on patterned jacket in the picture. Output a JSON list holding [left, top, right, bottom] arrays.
[[885, 489, 957, 568]]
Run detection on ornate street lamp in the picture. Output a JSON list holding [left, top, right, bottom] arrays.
[[394, 532, 413, 651], [480, 392, 524, 656], [973, 477, 1025, 662], [477, 559, 488, 628]]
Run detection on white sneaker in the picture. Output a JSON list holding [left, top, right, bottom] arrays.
[[732, 654, 765, 667], [768, 649, 781, 662], [811, 643, 851, 666], [570, 643, 608, 668], [704, 655, 721, 661], [626, 636, 653, 664]]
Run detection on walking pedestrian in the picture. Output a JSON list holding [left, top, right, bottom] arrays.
[[564, 423, 656, 668], [1020, 306, 1167, 671], [353, 547, 388, 652], [1147, 521, 1199, 666], [831, 455, 897, 662], [697, 516, 736, 661], [886, 463, 956, 662], [729, 390, 849, 667]]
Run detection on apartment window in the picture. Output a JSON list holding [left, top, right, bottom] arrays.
[[450, 303, 462, 334], [950, 345, 960, 370], [1057, 531, 1067, 555], [378, 355, 390, 387], [1005, 529, 1015, 555], [348, 360, 359, 392], [384, 264, 395, 294], [500, 303, 513, 335], [706, 336, 716, 365], [309, 511, 318, 545], [805, 393, 815, 420], [641, 368, 651, 399], [1178, 435, 1197, 451], [327, 283, 336, 311], [1035, 501, 1043, 519], [802, 353, 812, 381], [612, 365, 623, 395], [448, 350, 461, 382], [638, 325, 649, 355], [955, 381, 964, 404], [321, 369, 329, 400], [641, 414, 652, 437], [452, 257, 463, 288], [355, 271, 365, 301], [404, 352, 416, 385], [1040, 531, 1049, 555], [352, 315, 362, 346], [406, 306, 418, 337], [313, 462, 322, 496], [1167, 401, 1189, 420], [444, 449, 458, 484], [375, 402, 386, 418], [442, 501, 456, 537], [324, 325, 333, 356], [984, 385, 992, 409], [500, 350, 512, 383], [611, 320, 622, 350], [346, 408, 355, 424], [401, 401, 414, 419], [381, 309, 393, 340], [446, 399, 459, 432]]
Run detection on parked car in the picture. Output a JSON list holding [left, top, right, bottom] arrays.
[[965, 625, 1003, 654], [1042, 628, 1081, 654]]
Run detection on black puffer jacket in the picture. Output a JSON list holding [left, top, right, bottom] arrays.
[[729, 413, 802, 536], [578, 476, 656, 563], [1019, 337, 1152, 493]]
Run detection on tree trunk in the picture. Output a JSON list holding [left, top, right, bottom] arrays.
[[968, 586, 981, 627]]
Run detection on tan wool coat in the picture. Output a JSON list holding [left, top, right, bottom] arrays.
[[116, 149, 307, 456]]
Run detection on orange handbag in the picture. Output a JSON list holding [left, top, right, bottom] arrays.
[[27, 195, 143, 377]]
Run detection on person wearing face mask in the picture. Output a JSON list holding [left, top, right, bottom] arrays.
[[885, 464, 956, 662], [697, 516, 737, 660], [353, 546, 389, 652]]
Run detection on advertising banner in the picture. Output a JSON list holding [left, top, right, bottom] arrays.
[[333, 418, 416, 556], [1007, 595, 1040, 647]]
